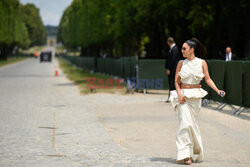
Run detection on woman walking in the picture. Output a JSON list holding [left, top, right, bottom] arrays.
[[169, 38, 226, 165]]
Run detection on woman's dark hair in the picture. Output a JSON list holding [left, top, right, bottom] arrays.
[[185, 37, 207, 58]]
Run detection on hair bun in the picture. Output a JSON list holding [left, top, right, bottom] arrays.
[[191, 37, 199, 43], [188, 37, 207, 58]]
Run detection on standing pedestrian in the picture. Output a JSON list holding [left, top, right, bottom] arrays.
[[169, 38, 226, 165], [165, 37, 181, 102], [224, 47, 236, 61]]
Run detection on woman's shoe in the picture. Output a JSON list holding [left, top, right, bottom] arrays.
[[184, 158, 192, 165]]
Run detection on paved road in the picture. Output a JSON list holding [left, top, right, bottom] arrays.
[[0, 58, 173, 166], [85, 93, 250, 167]]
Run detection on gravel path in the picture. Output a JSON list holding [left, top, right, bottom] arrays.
[[85, 92, 250, 167], [0, 58, 173, 166]]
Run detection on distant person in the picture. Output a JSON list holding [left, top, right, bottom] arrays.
[[170, 38, 226, 165], [165, 37, 181, 102], [224, 47, 236, 61], [103, 53, 107, 59]]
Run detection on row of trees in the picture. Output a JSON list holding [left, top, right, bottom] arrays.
[[58, 0, 250, 59], [0, 0, 46, 60]]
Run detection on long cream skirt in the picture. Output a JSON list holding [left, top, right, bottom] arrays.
[[176, 98, 203, 162]]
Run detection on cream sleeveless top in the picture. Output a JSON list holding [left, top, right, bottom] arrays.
[[179, 57, 204, 84]]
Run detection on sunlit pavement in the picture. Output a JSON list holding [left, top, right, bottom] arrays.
[[0, 57, 173, 166]]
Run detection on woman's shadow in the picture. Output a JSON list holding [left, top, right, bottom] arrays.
[[150, 157, 177, 164]]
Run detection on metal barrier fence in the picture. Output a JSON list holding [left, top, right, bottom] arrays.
[[201, 60, 250, 115], [8, 52, 33, 58], [137, 59, 169, 90], [62, 55, 138, 78], [61, 55, 250, 114]]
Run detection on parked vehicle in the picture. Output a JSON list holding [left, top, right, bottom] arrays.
[[40, 51, 52, 62]]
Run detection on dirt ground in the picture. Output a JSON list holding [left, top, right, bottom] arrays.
[[84, 90, 250, 167]]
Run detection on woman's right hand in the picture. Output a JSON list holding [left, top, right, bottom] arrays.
[[178, 95, 186, 104]]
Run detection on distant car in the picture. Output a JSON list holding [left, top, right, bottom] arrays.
[[40, 51, 52, 62]]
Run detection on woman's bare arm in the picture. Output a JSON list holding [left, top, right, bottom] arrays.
[[202, 60, 226, 96]]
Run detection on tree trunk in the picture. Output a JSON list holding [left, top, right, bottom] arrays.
[[0, 44, 13, 61]]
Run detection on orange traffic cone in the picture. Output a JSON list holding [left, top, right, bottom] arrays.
[[55, 69, 59, 77]]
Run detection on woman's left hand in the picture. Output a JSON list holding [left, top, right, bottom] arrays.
[[217, 90, 226, 97]]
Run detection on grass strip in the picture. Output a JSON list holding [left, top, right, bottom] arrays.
[[0, 57, 28, 67], [58, 57, 126, 94]]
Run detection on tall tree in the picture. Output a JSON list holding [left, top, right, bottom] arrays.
[[0, 0, 29, 60], [0, 0, 46, 60], [21, 3, 46, 46]]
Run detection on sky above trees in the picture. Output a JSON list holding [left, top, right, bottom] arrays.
[[20, 0, 72, 26]]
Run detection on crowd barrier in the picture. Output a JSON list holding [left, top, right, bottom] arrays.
[[201, 60, 249, 114], [137, 59, 169, 90], [61, 55, 250, 111], [243, 62, 250, 108], [201, 60, 226, 102], [8, 52, 33, 58], [224, 61, 243, 106], [63, 55, 138, 78]]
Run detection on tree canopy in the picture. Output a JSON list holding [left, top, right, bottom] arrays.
[[21, 3, 46, 46], [0, 0, 46, 60], [58, 0, 249, 59]]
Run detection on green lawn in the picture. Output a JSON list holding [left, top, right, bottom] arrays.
[[0, 57, 28, 67], [58, 58, 126, 94]]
